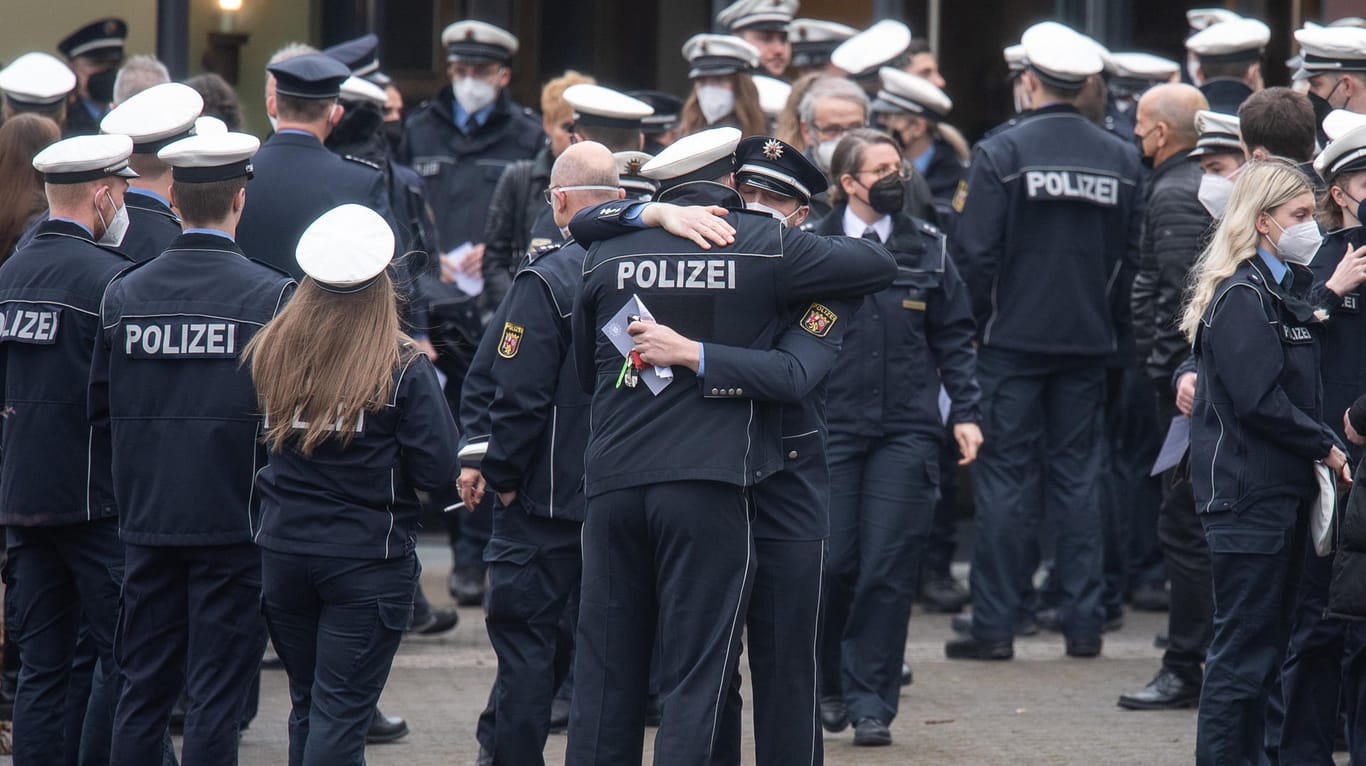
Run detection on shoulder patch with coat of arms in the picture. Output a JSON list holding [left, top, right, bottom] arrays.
[[497, 322, 524, 359], [951, 179, 969, 213], [800, 303, 837, 337]]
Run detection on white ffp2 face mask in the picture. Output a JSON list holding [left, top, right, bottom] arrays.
[[746, 201, 803, 227], [1270, 219, 1324, 266], [696, 85, 735, 125], [813, 139, 839, 173], [96, 192, 129, 247], [453, 76, 498, 115], [1197, 173, 1234, 218]]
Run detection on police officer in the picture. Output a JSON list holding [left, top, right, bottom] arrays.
[[788, 19, 858, 79], [1180, 160, 1348, 766], [1294, 25, 1366, 147], [565, 127, 896, 765], [237, 53, 391, 278], [0, 52, 76, 124], [945, 21, 1143, 661], [616, 151, 658, 200], [592, 135, 853, 765], [870, 67, 968, 223], [716, 0, 798, 80], [399, 19, 543, 261], [249, 204, 460, 764], [89, 131, 291, 764], [0, 133, 138, 765], [1284, 116, 1366, 764], [629, 90, 684, 155], [814, 129, 981, 746], [1190, 109, 1248, 219], [458, 141, 613, 766], [57, 18, 128, 137], [99, 82, 204, 263], [1185, 16, 1268, 115]]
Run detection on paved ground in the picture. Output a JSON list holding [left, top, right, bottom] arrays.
[[226, 542, 1206, 766]]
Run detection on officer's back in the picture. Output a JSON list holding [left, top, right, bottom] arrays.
[[237, 54, 387, 278]]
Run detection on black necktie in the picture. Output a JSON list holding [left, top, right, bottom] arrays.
[[862, 227, 880, 243]]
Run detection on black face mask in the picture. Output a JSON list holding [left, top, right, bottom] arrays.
[[382, 120, 403, 152], [1134, 130, 1155, 169], [865, 173, 905, 215], [87, 68, 116, 104], [1309, 89, 1337, 138]]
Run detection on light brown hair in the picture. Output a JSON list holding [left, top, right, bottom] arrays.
[[0, 114, 60, 261], [679, 72, 766, 139], [244, 272, 410, 455], [828, 128, 900, 205]]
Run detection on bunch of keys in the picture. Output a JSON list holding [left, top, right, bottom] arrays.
[[623, 314, 643, 388]]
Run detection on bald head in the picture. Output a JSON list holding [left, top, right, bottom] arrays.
[[549, 140, 622, 229], [1137, 83, 1208, 161]]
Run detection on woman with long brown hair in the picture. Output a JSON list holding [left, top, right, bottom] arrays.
[[678, 34, 766, 138], [0, 113, 60, 262], [246, 203, 459, 764]]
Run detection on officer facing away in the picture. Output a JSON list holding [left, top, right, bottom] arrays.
[[944, 21, 1143, 662]]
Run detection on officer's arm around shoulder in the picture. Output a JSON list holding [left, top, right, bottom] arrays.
[[567, 200, 641, 246], [779, 229, 897, 301]]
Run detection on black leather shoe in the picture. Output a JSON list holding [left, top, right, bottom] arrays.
[[1065, 636, 1102, 658], [945, 636, 1013, 660], [1117, 668, 1200, 710], [919, 574, 970, 613], [951, 613, 1037, 638], [1130, 582, 1170, 612], [367, 707, 409, 744], [1038, 609, 1123, 634], [409, 606, 459, 636], [853, 717, 892, 746], [475, 747, 494, 766], [900, 661, 913, 686], [820, 695, 848, 733], [549, 697, 570, 733], [450, 569, 486, 606]]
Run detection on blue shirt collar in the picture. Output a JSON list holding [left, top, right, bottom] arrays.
[[126, 186, 171, 209], [453, 98, 496, 133], [911, 143, 936, 175], [183, 227, 235, 242], [1256, 246, 1289, 286], [275, 128, 318, 140], [50, 217, 93, 237]]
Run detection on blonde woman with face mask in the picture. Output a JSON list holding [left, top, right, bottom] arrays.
[[1180, 160, 1350, 766]]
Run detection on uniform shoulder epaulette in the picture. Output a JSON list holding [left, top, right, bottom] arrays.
[[532, 240, 565, 258], [247, 257, 297, 281], [343, 154, 383, 171]]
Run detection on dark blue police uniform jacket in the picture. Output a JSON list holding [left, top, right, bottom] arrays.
[[951, 103, 1143, 358], [237, 130, 391, 279], [0, 219, 133, 526], [817, 208, 980, 437], [1310, 227, 1366, 452], [91, 232, 295, 545], [460, 240, 590, 522], [1200, 79, 1255, 117], [1191, 257, 1338, 515], [123, 189, 182, 263], [569, 189, 897, 497], [399, 87, 544, 251], [254, 350, 460, 559]]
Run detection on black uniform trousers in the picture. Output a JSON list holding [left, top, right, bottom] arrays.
[[968, 350, 1107, 643], [261, 550, 416, 766], [822, 430, 939, 724], [1196, 495, 1309, 766], [922, 433, 961, 581], [5, 519, 123, 766], [1102, 366, 1164, 613], [1279, 537, 1366, 763], [714, 537, 825, 766], [476, 498, 582, 766], [111, 543, 266, 765], [567, 481, 753, 766], [1154, 391, 1213, 684]]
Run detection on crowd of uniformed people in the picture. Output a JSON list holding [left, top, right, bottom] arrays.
[[2, 2, 1366, 765]]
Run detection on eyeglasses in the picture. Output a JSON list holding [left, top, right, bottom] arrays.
[[543, 185, 621, 205], [809, 122, 860, 140], [856, 163, 914, 181]]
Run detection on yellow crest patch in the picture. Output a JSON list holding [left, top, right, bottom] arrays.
[[951, 179, 968, 213], [801, 303, 837, 337], [497, 322, 524, 359]]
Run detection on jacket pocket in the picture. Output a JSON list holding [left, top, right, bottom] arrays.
[[1205, 527, 1284, 556]]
